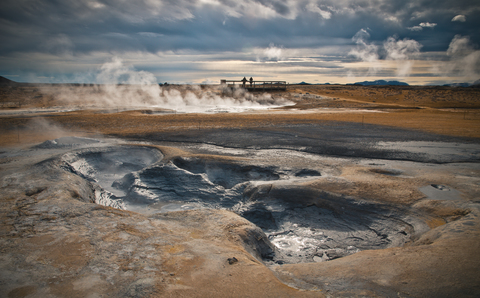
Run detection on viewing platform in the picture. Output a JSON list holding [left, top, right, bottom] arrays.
[[220, 79, 287, 91]]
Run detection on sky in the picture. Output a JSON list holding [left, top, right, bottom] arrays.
[[1, 0, 479, 85]]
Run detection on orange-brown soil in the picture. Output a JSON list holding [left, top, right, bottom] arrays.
[[1, 84, 480, 147]]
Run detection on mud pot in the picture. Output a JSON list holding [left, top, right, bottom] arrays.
[[56, 127, 479, 265]]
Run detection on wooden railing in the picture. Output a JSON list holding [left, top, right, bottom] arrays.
[[220, 80, 287, 91]]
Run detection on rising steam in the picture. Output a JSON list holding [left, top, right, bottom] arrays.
[[383, 36, 422, 77], [349, 29, 422, 78], [443, 35, 480, 81], [48, 57, 292, 113], [349, 29, 380, 75]]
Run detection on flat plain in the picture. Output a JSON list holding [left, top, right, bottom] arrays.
[[1, 83, 479, 297]]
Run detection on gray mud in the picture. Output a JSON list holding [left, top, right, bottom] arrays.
[[61, 145, 163, 209], [126, 123, 480, 163], [34, 123, 480, 265], [236, 184, 425, 264], [60, 142, 430, 265], [420, 184, 462, 201]]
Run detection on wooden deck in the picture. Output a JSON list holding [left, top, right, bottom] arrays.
[[220, 80, 287, 91]]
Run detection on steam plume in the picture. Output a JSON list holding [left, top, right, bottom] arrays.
[[349, 29, 422, 77], [383, 36, 422, 77], [443, 35, 480, 81], [48, 57, 291, 112], [348, 29, 380, 75]]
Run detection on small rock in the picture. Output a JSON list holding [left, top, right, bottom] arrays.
[[228, 257, 238, 265]]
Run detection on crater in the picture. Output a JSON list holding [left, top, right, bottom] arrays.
[[62, 146, 163, 208], [63, 146, 429, 265], [172, 157, 280, 189], [238, 185, 423, 264]]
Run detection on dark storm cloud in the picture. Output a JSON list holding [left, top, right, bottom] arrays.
[[1, 0, 477, 55], [1, 0, 479, 83]]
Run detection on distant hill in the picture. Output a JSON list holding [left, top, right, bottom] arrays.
[[443, 82, 473, 87], [350, 80, 409, 86], [297, 81, 311, 85], [0, 76, 16, 85]]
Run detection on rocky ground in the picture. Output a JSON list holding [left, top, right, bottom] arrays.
[[0, 84, 479, 297]]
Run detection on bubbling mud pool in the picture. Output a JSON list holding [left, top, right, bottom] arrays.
[[59, 141, 428, 265]]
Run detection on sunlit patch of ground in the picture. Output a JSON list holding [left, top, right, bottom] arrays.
[[1, 84, 480, 149]]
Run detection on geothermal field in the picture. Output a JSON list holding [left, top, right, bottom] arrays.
[[1, 82, 480, 297]]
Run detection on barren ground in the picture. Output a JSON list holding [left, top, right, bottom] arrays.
[[0, 83, 479, 297]]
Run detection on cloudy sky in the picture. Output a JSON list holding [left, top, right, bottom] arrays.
[[1, 0, 479, 85]]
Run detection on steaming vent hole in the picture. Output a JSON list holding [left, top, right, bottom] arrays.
[[64, 147, 426, 265]]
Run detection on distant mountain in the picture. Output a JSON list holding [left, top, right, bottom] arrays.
[[441, 80, 480, 87], [350, 80, 409, 86], [443, 82, 472, 87], [0, 76, 16, 85], [297, 81, 311, 85]]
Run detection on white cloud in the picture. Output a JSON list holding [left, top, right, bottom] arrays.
[[198, 0, 220, 5], [451, 15, 466, 22], [86, 1, 105, 9], [407, 26, 423, 31], [407, 21, 437, 31], [256, 43, 284, 62], [200, 0, 300, 20], [419, 22, 437, 28], [306, 3, 332, 19], [102, 32, 133, 39], [137, 32, 164, 38]]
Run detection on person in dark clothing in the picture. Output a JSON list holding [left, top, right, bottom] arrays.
[[242, 77, 247, 87]]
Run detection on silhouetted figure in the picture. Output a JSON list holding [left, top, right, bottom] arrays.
[[242, 77, 247, 87], [249, 77, 253, 86]]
